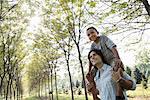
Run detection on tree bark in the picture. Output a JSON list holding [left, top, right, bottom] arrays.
[[50, 68, 54, 100], [54, 66, 58, 100], [76, 44, 88, 100], [142, 0, 150, 16]]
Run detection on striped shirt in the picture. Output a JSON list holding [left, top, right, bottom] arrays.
[[91, 35, 116, 66]]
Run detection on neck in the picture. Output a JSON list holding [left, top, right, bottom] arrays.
[[96, 62, 103, 69], [94, 37, 99, 43]]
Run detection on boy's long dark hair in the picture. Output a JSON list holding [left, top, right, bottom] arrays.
[[88, 49, 107, 72]]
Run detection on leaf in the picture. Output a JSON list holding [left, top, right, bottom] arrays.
[[110, 9, 116, 14], [88, 11, 95, 15], [88, 1, 96, 7], [119, 2, 128, 9]]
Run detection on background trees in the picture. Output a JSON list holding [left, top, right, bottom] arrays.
[[0, 0, 150, 100]]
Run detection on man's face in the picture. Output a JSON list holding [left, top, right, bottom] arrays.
[[89, 51, 102, 66], [86, 29, 98, 41]]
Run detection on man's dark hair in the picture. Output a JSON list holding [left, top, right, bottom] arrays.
[[88, 49, 107, 68]]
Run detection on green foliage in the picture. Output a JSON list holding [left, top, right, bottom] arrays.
[[93, 0, 149, 35], [125, 66, 132, 76], [135, 49, 150, 88], [136, 49, 150, 78], [0, 0, 29, 98], [119, 2, 128, 9], [133, 68, 142, 84], [88, 11, 95, 15], [1, 0, 150, 98], [88, 1, 96, 7], [141, 74, 148, 89], [110, 9, 116, 14]]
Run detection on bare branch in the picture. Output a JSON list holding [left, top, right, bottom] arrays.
[[142, 0, 150, 16]]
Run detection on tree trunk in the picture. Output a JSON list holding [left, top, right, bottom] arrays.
[[13, 87, 16, 100], [47, 72, 51, 100], [6, 76, 11, 100], [50, 68, 53, 100], [54, 66, 58, 100], [38, 79, 40, 97], [9, 78, 13, 100], [76, 44, 88, 100], [0, 74, 6, 94], [45, 78, 47, 98], [142, 0, 150, 16], [66, 58, 74, 100]]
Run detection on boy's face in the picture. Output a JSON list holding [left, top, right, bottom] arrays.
[[86, 29, 98, 41], [89, 51, 102, 67]]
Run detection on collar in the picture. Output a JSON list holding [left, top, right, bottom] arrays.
[[95, 64, 108, 80], [99, 64, 108, 72]]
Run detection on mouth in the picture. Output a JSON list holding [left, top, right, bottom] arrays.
[[91, 36, 96, 41], [91, 61, 96, 65]]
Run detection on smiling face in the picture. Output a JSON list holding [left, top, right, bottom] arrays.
[[86, 28, 98, 41], [89, 51, 103, 67]]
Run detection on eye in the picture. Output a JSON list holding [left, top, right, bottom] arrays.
[[93, 54, 96, 56], [89, 55, 92, 58]]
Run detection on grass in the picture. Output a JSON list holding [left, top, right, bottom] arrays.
[[23, 94, 93, 100], [24, 84, 150, 100], [127, 84, 150, 96]]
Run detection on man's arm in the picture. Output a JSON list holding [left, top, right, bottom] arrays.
[[117, 77, 133, 90], [112, 68, 136, 90]]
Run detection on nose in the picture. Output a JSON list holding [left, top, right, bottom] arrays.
[[91, 55, 95, 60]]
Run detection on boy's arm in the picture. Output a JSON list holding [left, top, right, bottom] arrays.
[[111, 47, 120, 59], [103, 35, 122, 68], [111, 47, 123, 70]]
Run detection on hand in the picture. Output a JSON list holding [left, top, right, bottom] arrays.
[[112, 68, 123, 82], [95, 89, 99, 95], [86, 72, 94, 82], [87, 82, 95, 91]]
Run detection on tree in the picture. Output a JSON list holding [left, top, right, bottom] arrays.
[[29, 33, 61, 99], [136, 49, 150, 78], [142, 0, 150, 16], [125, 66, 132, 76], [141, 74, 148, 89], [0, 1, 28, 99], [85, 0, 150, 44], [133, 68, 142, 84], [76, 80, 80, 89], [38, 0, 89, 99], [134, 49, 150, 89]]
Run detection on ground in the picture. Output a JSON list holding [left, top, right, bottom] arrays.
[[23, 84, 150, 100]]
